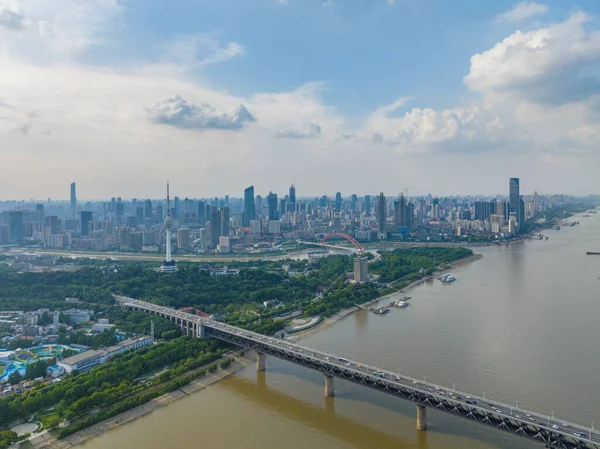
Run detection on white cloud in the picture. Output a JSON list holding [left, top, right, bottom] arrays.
[[0, 2, 28, 30], [277, 123, 322, 139], [322, 1, 334, 7], [161, 35, 244, 68], [496, 1, 548, 23], [465, 12, 600, 104], [148, 95, 255, 131]]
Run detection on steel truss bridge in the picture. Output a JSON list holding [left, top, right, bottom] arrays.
[[115, 295, 599, 449]]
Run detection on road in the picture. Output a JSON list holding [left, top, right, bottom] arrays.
[[206, 319, 600, 446]]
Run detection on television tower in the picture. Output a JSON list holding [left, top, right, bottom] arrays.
[[160, 181, 178, 272]]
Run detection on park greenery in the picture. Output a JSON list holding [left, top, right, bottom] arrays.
[[370, 247, 473, 283], [0, 336, 223, 430], [0, 246, 475, 438]]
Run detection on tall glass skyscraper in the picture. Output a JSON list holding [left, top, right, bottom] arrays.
[[509, 178, 522, 231], [243, 186, 255, 227], [70, 182, 77, 218], [377, 192, 386, 238]]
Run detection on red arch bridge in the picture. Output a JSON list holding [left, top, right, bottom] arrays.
[[318, 233, 365, 252]]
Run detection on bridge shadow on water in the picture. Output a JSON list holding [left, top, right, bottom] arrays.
[[225, 371, 423, 449], [223, 366, 534, 449]]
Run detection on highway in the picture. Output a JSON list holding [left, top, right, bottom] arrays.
[[116, 296, 600, 449]]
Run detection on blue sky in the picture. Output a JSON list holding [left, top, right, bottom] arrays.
[[1, 0, 600, 199]]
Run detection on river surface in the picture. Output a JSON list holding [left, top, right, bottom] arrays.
[[80, 213, 600, 449]]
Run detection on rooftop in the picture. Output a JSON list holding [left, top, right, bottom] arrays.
[[59, 350, 104, 366]]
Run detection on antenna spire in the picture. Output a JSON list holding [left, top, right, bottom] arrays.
[[166, 181, 171, 217]]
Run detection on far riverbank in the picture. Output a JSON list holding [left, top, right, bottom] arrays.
[[289, 252, 483, 342]]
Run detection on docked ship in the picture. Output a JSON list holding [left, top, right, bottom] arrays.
[[439, 274, 456, 283]]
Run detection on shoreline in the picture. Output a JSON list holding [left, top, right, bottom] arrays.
[[28, 354, 253, 449], [289, 252, 483, 342], [27, 252, 484, 447]]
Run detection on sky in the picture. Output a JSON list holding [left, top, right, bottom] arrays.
[[1, 0, 600, 200]]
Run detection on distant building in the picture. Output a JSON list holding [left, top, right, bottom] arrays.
[[267, 220, 281, 234], [218, 236, 230, 254], [377, 192, 386, 239], [177, 228, 190, 250], [70, 182, 77, 218], [80, 211, 92, 236], [353, 256, 368, 283], [243, 186, 256, 227], [250, 220, 262, 235], [221, 207, 230, 237], [57, 349, 105, 374], [209, 207, 221, 248], [509, 178, 522, 232]]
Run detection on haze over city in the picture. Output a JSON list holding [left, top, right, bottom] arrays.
[[1, 0, 600, 199]]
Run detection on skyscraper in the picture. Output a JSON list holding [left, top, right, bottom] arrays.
[[377, 192, 386, 239], [364, 195, 371, 217], [221, 207, 230, 237], [289, 185, 296, 211], [432, 197, 440, 220], [160, 182, 178, 272], [243, 186, 256, 227], [268, 192, 279, 220], [70, 182, 77, 218], [209, 207, 221, 248], [509, 178, 522, 231], [197, 200, 206, 225], [144, 200, 153, 221], [335, 192, 342, 212], [80, 211, 92, 236], [395, 193, 406, 229]]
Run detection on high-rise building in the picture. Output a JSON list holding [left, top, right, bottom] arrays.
[[144, 199, 153, 220], [243, 186, 256, 227], [197, 200, 206, 225], [80, 211, 93, 236], [364, 195, 371, 217], [406, 202, 415, 232], [8, 211, 23, 242], [509, 178, 522, 231], [335, 192, 342, 212], [160, 182, 178, 272], [395, 193, 406, 229], [289, 185, 296, 211], [377, 192, 386, 239], [350, 194, 358, 212], [353, 256, 369, 283], [268, 192, 279, 220], [177, 228, 190, 250], [221, 207, 230, 237], [432, 197, 440, 220], [209, 207, 221, 248], [70, 182, 77, 217]]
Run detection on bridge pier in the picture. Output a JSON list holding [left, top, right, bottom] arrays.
[[416, 404, 427, 431], [257, 353, 266, 372], [324, 375, 334, 397]]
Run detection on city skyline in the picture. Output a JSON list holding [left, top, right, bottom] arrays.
[[1, 1, 600, 198]]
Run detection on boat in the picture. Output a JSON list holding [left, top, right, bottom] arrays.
[[439, 274, 456, 283], [372, 307, 389, 315], [570, 222, 577, 227], [386, 298, 411, 308], [554, 225, 561, 230]]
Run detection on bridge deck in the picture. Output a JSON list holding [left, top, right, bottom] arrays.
[[115, 295, 599, 449]]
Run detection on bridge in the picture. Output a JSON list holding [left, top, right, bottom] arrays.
[[115, 295, 599, 449]]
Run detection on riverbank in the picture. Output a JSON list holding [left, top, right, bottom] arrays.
[[289, 252, 483, 342], [27, 353, 253, 449]]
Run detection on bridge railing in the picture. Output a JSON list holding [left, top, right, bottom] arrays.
[[117, 296, 597, 443]]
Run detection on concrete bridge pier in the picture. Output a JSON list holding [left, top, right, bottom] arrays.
[[324, 375, 334, 397], [416, 404, 427, 431], [257, 353, 266, 372]]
